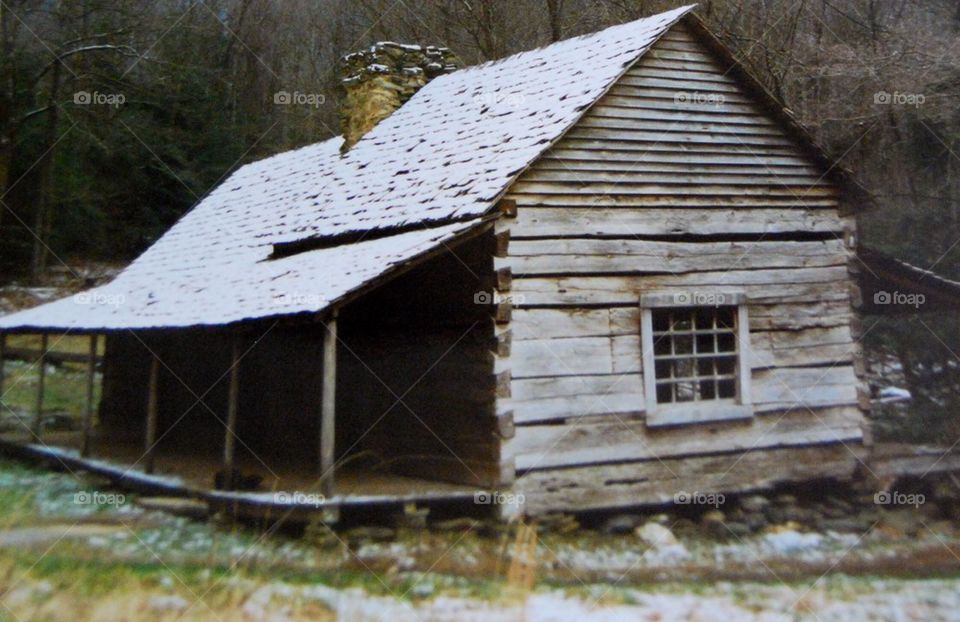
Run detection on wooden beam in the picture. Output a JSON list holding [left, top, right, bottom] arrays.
[[320, 311, 338, 499], [81, 335, 98, 457], [33, 334, 48, 437], [498, 197, 518, 218], [222, 336, 241, 490], [144, 355, 159, 474], [0, 347, 102, 366]]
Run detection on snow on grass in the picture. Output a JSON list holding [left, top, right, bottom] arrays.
[[1, 457, 959, 621]]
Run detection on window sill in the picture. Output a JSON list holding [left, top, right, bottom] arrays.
[[646, 401, 753, 428]]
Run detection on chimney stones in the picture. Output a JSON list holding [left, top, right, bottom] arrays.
[[339, 42, 461, 152]]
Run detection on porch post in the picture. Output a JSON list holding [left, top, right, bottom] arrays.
[[81, 334, 98, 457], [144, 355, 159, 474], [32, 334, 48, 437], [319, 310, 338, 499], [222, 335, 241, 490]]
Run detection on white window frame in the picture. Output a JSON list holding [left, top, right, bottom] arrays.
[[640, 291, 752, 427]]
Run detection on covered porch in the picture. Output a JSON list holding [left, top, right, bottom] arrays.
[[0, 318, 493, 522], [0, 232, 505, 522]]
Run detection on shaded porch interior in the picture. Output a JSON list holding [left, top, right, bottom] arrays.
[[0, 232, 502, 507]]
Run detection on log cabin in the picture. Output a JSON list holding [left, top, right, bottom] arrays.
[[0, 4, 936, 520]]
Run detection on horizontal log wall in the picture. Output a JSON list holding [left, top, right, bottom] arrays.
[[512, 444, 867, 513], [496, 22, 867, 514]]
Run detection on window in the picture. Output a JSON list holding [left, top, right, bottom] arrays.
[[640, 293, 752, 427]]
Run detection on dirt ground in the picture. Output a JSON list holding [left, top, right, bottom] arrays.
[[0, 458, 958, 621]]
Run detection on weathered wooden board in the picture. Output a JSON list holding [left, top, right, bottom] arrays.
[[510, 308, 639, 340], [752, 365, 859, 411], [506, 193, 840, 208], [496, 239, 849, 275], [503, 363, 858, 425], [546, 143, 810, 162], [507, 335, 641, 378], [508, 373, 644, 423], [586, 105, 780, 126], [510, 372, 643, 403], [613, 75, 750, 95], [556, 128, 793, 149], [577, 116, 785, 137], [513, 444, 865, 514], [622, 64, 743, 85], [866, 444, 960, 480], [521, 169, 830, 187], [644, 45, 733, 65], [508, 305, 852, 340], [606, 83, 757, 104], [509, 267, 851, 306], [629, 55, 734, 76], [749, 326, 855, 369], [510, 181, 836, 198], [505, 326, 852, 378], [506, 406, 863, 470], [535, 158, 821, 175], [749, 301, 852, 330], [497, 208, 848, 238]]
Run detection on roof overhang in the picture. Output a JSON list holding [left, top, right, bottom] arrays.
[[0, 217, 496, 334], [856, 247, 960, 313]]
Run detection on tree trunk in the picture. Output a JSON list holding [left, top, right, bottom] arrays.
[[31, 62, 61, 281]]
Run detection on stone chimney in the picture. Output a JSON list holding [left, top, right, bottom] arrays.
[[339, 42, 461, 152]]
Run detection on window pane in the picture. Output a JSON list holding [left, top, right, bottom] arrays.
[[653, 335, 672, 356], [716, 307, 736, 330], [652, 311, 671, 332], [694, 307, 714, 330], [675, 380, 697, 402], [717, 332, 736, 353], [673, 334, 693, 355], [650, 305, 741, 406], [696, 333, 714, 354], [718, 378, 737, 398], [715, 355, 736, 375]]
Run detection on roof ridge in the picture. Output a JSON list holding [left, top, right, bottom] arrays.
[[437, 4, 698, 80]]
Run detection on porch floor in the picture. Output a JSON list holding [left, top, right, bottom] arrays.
[[0, 430, 483, 512]]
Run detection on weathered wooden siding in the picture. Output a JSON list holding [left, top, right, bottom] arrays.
[[494, 22, 868, 514]]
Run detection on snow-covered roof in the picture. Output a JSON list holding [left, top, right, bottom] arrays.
[[0, 5, 695, 332], [269, 4, 694, 244]]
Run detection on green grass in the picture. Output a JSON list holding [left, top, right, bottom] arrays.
[[0, 360, 100, 418]]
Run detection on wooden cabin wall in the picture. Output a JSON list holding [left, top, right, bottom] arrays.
[[99, 327, 326, 467], [337, 231, 504, 487], [494, 22, 869, 515], [99, 331, 233, 452], [99, 333, 152, 441]]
